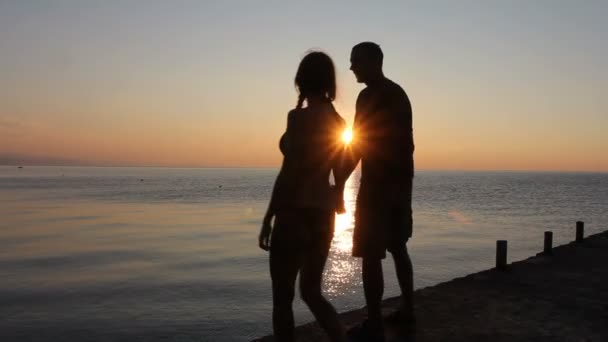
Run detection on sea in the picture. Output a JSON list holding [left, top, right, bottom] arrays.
[[1, 166, 607, 341]]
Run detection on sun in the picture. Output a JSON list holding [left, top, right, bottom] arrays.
[[341, 128, 353, 145]]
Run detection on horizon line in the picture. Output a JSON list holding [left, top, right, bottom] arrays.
[[2, 164, 607, 174]]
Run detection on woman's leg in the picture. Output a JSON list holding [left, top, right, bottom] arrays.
[[299, 251, 345, 341], [270, 247, 300, 342]]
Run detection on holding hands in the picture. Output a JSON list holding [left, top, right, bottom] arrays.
[[332, 185, 346, 214]]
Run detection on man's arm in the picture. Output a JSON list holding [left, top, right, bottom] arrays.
[[339, 92, 365, 180], [330, 100, 362, 214]]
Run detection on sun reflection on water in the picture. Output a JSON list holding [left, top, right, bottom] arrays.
[[332, 184, 356, 253], [323, 173, 362, 297]]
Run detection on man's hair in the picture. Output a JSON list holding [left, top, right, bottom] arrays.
[[352, 42, 383, 66]]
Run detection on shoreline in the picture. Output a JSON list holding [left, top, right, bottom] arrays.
[[253, 229, 608, 341]]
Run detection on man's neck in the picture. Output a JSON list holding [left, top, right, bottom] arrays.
[[365, 73, 386, 86]]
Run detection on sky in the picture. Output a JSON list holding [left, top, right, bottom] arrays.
[[1, 0, 606, 171]]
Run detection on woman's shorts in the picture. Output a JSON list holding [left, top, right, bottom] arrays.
[[270, 208, 335, 256]]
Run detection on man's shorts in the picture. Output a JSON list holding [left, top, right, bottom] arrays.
[[352, 178, 413, 259], [270, 208, 335, 257]]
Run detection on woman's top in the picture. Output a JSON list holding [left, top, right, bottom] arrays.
[[269, 102, 347, 211]]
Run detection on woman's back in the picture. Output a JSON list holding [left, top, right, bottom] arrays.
[[275, 102, 345, 210]]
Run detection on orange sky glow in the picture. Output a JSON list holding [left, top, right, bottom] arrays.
[[1, 2, 606, 171]]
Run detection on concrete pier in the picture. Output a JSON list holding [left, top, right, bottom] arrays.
[[254, 230, 608, 341]]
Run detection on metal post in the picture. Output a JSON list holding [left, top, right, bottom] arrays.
[[543, 231, 553, 255], [576, 221, 584, 243], [496, 240, 508, 271]]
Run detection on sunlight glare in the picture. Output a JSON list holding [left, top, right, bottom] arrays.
[[341, 128, 353, 145]]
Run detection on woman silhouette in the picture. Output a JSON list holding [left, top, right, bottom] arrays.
[[258, 51, 348, 342]]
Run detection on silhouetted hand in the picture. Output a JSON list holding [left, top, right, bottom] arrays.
[[335, 197, 346, 214], [331, 185, 346, 214], [258, 221, 272, 251]]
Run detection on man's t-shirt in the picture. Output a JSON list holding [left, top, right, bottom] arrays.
[[352, 77, 414, 206]]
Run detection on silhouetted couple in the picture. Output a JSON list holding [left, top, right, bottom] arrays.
[[259, 42, 415, 342]]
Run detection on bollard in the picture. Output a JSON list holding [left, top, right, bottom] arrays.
[[543, 231, 553, 255], [496, 240, 508, 271], [576, 221, 584, 243]]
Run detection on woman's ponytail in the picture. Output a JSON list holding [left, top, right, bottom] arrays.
[[296, 93, 305, 110]]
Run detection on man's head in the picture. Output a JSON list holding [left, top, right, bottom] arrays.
[[350, 42, 383, 84]]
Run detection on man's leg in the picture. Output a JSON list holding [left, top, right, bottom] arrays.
[[391, 178, 415, 321], [362, 257, 384, 335], [352, 206, 387, 340], [390, 244, 414, 320]]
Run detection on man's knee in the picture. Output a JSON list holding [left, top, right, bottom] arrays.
[[388, 238, 409, 255], [390, 244, 413, 266], [362, 257, 384, 282], [362, 257, 382, 269], [388, 244, 408, 256]]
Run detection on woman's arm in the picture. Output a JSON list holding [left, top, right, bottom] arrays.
[[265, 111, 296, 221], [259, 111, 295, 250], [263, 169, 283, 225]]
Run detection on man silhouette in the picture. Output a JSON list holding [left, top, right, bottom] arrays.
[[345, 42, 415, 341]]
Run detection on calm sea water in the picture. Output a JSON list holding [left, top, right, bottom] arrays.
[[1, 166, 607, 341]]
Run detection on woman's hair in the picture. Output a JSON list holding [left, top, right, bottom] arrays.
[[294, 51, 336, 109]]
